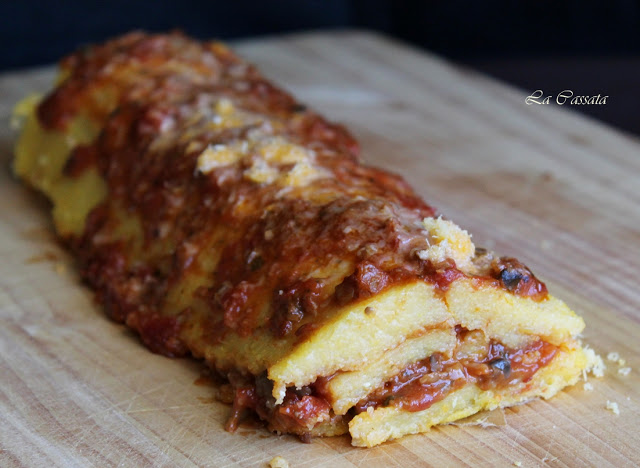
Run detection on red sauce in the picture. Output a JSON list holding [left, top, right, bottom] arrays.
[[225, 386, 259, 432], [271, 393, 332, 433], [64, 144, 99, 177], [430, 266, 465, 294], [125, 311, 188, 357], [479, 339, 558, 389], [222, 371, 336, 439], [489, 257, 548, 301]]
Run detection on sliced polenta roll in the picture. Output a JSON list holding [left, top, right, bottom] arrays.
[[13, 32, 597, 447]]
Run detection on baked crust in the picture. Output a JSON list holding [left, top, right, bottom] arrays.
[[14, 32, 590, 446]]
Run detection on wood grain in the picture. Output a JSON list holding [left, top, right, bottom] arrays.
[[1, 31, 639, 467]]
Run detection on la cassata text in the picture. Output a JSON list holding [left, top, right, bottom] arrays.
[[525, 90, 608, 105]]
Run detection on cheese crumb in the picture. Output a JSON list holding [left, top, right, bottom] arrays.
[[215, 98, 235, 116], [583, 382, 593, 391], [186, 140, 205, 153], [281, 161, 327, 188], [206, 98, 251, 129], [584, 347, 605, 378], [513, 462, 522, 467], [232, 136, 326, 187], [606, 401, 620, 415], [607, 352, 620, 362], [418, 217, 475, 270], [618, 359, 626, 366], [258, 137, 310, 164], [269, 456, 289, 468], [618, 367, 631, 377], [244, 159, 279, 184], [196, 144, 244, 173]]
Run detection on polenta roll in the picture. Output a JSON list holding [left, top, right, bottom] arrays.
[[13, 32, 595, 447]]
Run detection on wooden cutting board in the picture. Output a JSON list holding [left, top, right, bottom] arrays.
[[1, 31, 638, 468]]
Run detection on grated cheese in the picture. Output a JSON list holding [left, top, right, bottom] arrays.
[[257, 137, 310, 164], [215, 98, 235, 116], [417, 217, 475, 270], [244, 158, 279, 184], [196, 143, 245, 173]]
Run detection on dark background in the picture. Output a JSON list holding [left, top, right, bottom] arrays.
[[2, 1, 639, 135]]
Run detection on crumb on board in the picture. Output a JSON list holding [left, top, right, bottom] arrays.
[[605, 401, 620, 416], [583, 347, 605, 378], [618, 367, 631, 377], [605, 351, 630, 374], [269, 456, 289, 468], [583, 382, 594, 391], [513, 462, 522, 467]]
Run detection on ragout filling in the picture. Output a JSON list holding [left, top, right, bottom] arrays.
[[353, 327, 558, 413], [223, 327, 558, 439], [222, 371, 340, 440]]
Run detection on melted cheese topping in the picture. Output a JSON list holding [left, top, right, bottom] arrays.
[[244, 158, 279, 184], [196, 143, 246, 172], [195, 129, 329, 188], [208, 98, 254, 130], [256, 137, 309, 164]]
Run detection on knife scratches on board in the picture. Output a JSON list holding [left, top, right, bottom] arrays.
[[447, 408, 507, 428]]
